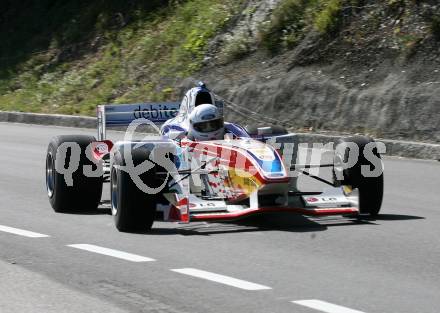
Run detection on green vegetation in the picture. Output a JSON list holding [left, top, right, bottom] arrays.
[[1, 0, 438, 115], [258, 0, 312, 53], [220, 35, 253, 63], [0, 0, 243, 115], [258, 0, 351, 53], [314, 0, 342, 34]]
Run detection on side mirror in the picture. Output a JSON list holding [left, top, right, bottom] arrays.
[[167, 129, 187, 141]]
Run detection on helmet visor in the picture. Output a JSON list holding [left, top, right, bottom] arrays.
[[193, 118, 224, 133]]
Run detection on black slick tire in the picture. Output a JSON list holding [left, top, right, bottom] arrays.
[[335, 135, 384, 216], [110, 150, 158, 232], [46, 135, 103, 213]]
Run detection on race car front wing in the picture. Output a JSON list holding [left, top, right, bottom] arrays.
[[159, 187, 359, 223]]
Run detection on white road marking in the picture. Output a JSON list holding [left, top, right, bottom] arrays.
[[67, 244, 155, 262], [171, 268, 271, 290], [0, 225, 50, 238], [292, 300, 365, 313]]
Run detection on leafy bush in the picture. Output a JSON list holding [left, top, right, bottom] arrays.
[[259, 0, 312, 53], [220, 35, 253, 63], [314, 0, 343, 34], [259, 0, 349, 53]]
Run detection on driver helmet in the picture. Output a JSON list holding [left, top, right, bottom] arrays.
[[188, 103, 224, 141]]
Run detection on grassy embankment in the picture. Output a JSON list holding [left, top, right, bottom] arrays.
[[0, 0, 243, 115]]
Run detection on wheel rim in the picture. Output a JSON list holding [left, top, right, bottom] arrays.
[[111, 167, 118, 216], [46, 153, 55, 198]]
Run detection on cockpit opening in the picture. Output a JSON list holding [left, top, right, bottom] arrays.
[[194, 91, 213, 106]]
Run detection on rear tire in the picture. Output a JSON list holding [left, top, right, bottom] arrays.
[[110, 150, 158, 232], [46, 135, 103, 213], [335, 136, 384, 216]]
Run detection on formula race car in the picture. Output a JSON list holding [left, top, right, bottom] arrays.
[[45, 83, 384, 232]]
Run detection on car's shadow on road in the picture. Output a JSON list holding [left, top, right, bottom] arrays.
[[61, 202, 425, 234], [56, 201, 112, 215], [147, 212, 425, 236], [355, 213, 425, 221], [148, 214, 367, 236], [59, 208, 112, 215]]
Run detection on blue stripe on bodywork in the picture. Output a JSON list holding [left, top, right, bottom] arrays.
[[224, 123, 250, 138], [161, 124, 187, 136], [247, 151, 283, 175]]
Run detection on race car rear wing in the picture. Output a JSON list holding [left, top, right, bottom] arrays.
[[96, 100, 225, 140], [97, 102, 180, 140]]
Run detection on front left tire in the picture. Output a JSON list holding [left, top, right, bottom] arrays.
[[110, 149, 159, 232]]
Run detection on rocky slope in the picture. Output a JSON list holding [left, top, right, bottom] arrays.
[[1, 0, 439, 142], [194, 0, 440, 142]]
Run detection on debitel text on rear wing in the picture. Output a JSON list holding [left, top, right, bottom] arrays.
[[96, 102, 181, 140]]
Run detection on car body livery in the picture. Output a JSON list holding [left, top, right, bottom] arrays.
[[45, 83, 384, 232]]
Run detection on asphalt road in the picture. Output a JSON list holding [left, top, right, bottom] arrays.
[[0, 122, 439, 313]]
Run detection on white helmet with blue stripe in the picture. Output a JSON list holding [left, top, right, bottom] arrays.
[[188, 103, 224, 141]]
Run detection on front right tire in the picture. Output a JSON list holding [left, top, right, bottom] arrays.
[[334, 136, 384, 216], [46, 135, 103, 213]]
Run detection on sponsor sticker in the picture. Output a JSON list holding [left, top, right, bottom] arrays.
[[303, 196, 348, 207], [95, 143, 109, 154], [306, 197, 319, 203], [104, 102, 180, 126], [249, 147, 275, 161]]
